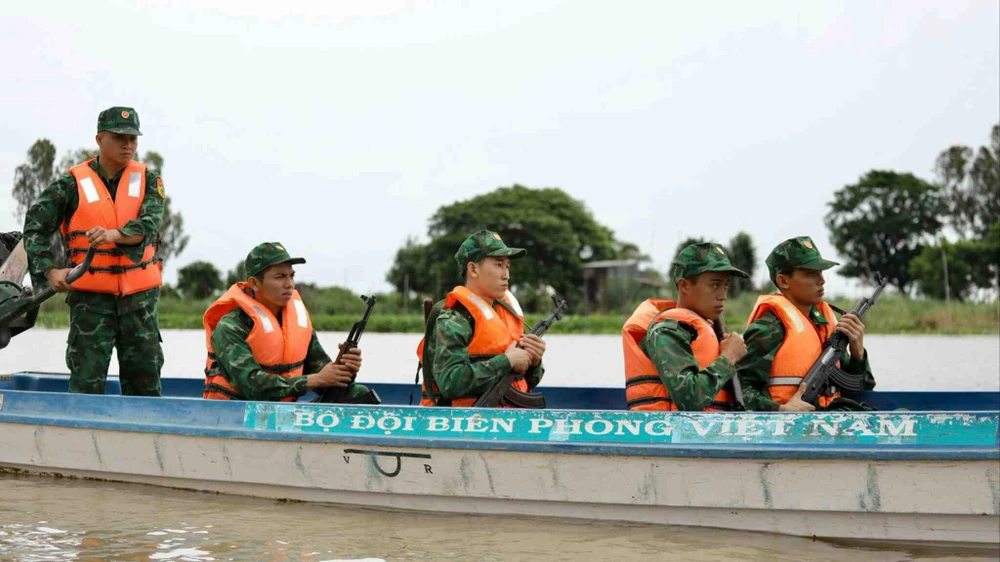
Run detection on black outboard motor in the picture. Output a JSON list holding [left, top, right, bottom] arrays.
[[0, 246, 96, 350]]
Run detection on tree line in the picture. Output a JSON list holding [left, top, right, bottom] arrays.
[[9, 123, 997, 310], [825, 124, 998, 300]]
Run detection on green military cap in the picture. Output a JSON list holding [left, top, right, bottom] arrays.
[[97, 106, 142, 136], [454, 230, 526, 274], [765, 236, 840, 282], [671, 242, 750, 283], [244, 242, 306, 278]]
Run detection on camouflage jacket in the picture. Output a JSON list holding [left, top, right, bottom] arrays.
[[640, 319, 736, 411], [22, 157, 164, 288], [426, 305, 544, 403], [209, 308, 333, 401], [736, 306, 876, 411]]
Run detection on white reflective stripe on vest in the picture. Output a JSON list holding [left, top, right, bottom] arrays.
[[128, 172, 142, 197], [465, 292, 495, 320], [252, 305, 275, 333], [767, 376, 804, 386], [505, 290, 524, 317], [80, 177, 100, 203], [293, 299, 308, 328], [782, 304, 806, 333]]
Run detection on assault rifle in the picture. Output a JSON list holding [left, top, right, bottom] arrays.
[[473, 294, 568, 409], [712, 315, 745, 411], [800, 273, 888, 405], [316, 294, 381, 404]]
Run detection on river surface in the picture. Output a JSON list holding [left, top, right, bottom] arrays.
[[4, 330, 1000, 390], [2, 331, 999, 561], [2, 474, 998, 562]]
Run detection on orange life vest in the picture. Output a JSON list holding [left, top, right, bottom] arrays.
[[746, 294, 840, 407], [61, 159, 161, 295], [416, 286, 526, 407], [622, 299, 733, 411], [203, 283, 313, 401]]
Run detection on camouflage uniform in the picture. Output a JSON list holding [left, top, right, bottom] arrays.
[[639, 243, 749, 411], [736, 237, 876, 411], [423, 231, 544, 404], [207, 242, 372, 402], [22, 107, 165, 396]]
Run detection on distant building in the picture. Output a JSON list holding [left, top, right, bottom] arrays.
[[582, 259, 666, 312]]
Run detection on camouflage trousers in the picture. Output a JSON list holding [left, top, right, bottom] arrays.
[[66, 289, 163, 396]]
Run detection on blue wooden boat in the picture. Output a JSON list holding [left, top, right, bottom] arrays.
[[1, 372, 998, 546]]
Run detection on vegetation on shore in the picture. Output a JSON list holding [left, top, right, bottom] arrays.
[[33, 294, 998, 335]]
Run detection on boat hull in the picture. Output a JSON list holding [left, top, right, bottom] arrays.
[[2, 421, 997, 544], [1, 387, 998, 545]]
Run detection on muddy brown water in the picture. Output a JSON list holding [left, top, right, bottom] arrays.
[[2, 474, 998, 561]]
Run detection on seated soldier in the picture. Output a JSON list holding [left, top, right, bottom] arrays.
[[203, 242, 376, 403], [417, 230, 546, 407], [623, 242, 749, 411], [737, 236, 875, 411]]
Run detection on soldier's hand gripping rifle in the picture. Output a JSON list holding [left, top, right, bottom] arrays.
[[800, 273, 888, 405], [712, 315, 745, 411], [473, 294, 568, 409], [316, 294, 380, 404]]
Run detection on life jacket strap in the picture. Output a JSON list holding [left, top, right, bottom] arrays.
[[204, 381, 244, 400]]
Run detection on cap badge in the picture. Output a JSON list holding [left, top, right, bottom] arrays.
[[716, 247, 725, 255], [121, 110, 129, 118], [803, 240, 814, 249], [493, 233, 502, 241], [275, 245, 285, 251]]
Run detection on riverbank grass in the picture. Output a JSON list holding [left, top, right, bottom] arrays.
[[31, 294, 998, 334]]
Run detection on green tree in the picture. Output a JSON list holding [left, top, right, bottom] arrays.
[[726, 231, 757, 297], [224, 260, 247, 286], [12, 139, 57, 220], [824, 170, 943, 293], [56, 148, 98, 174], [389, 185, 625, 311], [934, 124, 1000, 240], [12, 140, 66, 267], [910, 240, 974, 300], [143, 151, 189, 267], [177, 261, 222, 299], [385, 236, 433, 295], [613, 240, 650, 262]]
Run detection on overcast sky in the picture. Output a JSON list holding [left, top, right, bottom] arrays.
[[2, 0, 997, 297]]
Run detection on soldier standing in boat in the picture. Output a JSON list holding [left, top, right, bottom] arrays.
[[416, 230, 546, 407], [203, 242, 378, 403], [622, 242, 749, 411], [21, 107, 165, 396], [737, 236, 876, 411]]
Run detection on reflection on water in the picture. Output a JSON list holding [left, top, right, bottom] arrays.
[[1, 474, 997, 562]]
